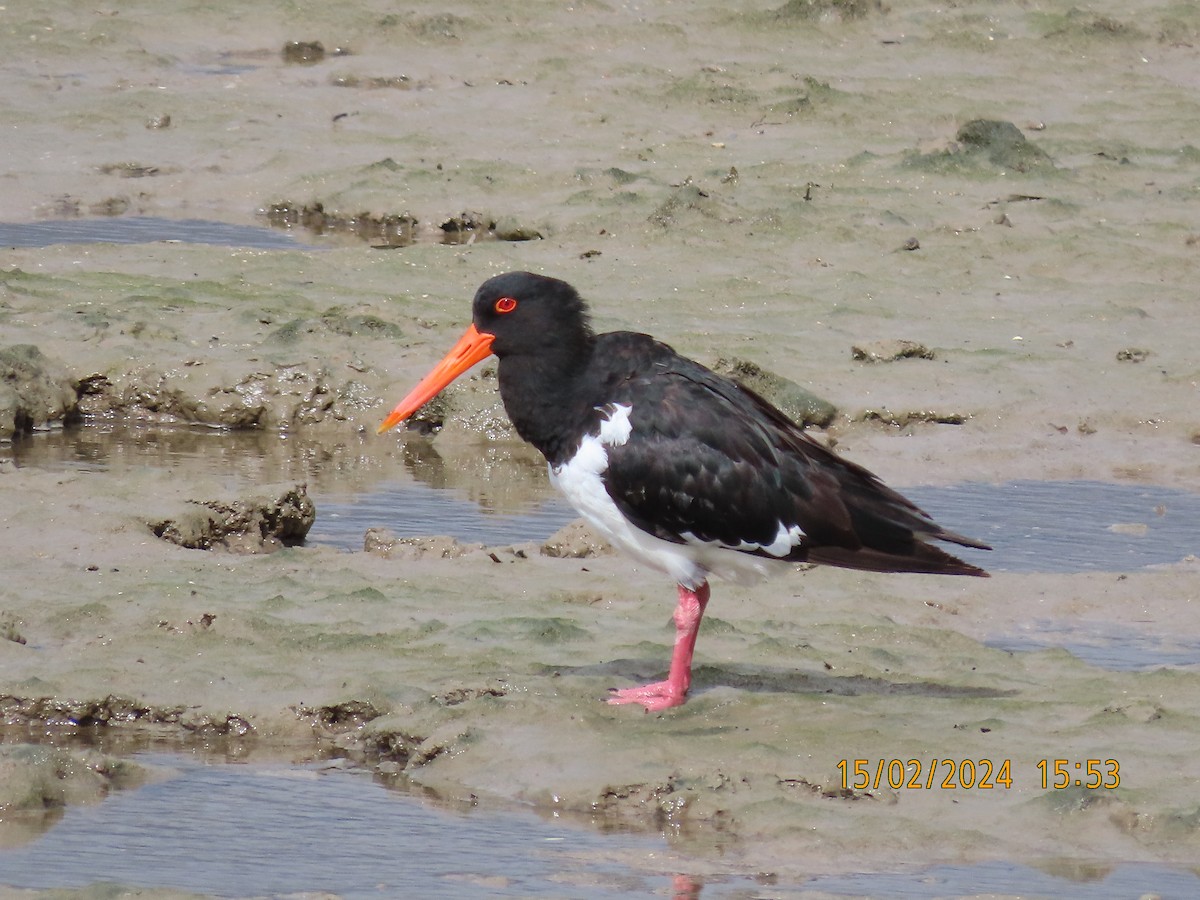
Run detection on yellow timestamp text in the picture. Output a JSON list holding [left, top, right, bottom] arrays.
[[1037, 758, 1120, 789], [835, 758, 1122, 791], [837, 758, 1013, 790]]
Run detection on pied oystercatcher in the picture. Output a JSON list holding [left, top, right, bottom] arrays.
[[379, 272, 990, 711]]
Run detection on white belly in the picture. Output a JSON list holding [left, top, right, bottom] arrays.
[[549, 404, 789, 590]]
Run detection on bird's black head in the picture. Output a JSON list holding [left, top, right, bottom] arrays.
[[471, 271, 593, 358]]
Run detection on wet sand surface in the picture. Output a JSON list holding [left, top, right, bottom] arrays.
[[2, 0, 1200, 895]]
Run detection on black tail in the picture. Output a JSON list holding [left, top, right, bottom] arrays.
[[806, 540, 989, 576]]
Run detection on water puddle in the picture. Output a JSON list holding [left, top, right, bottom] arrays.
[[985, 618, 1200, 672], [0, 216, 307, 250], [0, 208, 542, 250], [0, 751, 1194, 899], [8, 426, 1196, 574], [799, 860, 1200, 898], [903, 480, 1199, 576], [313, 476, 579, 547], [309, 477, 1200, 578], [0, 753, 675, 898]]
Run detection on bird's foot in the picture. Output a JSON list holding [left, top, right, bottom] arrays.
[[607, 680, 687, 712]]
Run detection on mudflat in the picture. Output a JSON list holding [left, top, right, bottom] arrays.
[[2, 0, 1198, 886]]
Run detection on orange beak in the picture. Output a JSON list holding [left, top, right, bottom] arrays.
[[377, 324, 496, 434]]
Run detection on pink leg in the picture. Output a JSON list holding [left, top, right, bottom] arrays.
[[608, 581, 710, 711]]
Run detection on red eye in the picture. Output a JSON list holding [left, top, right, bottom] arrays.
[[494, 296, 518, 314]]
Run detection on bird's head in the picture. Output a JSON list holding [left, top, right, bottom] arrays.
[[378, 271, 592, 434]]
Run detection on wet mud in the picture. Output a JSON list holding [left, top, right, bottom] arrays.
[[2, 0, 1200, 892]]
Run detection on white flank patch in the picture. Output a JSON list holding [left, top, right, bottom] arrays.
[[596, 402, 632, 446], [717, 521, 806, 558], [549, 402, 793, 589]]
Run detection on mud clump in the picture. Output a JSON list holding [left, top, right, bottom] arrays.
[[150, 483, 316, 553], [0, 694, 250, 736], [851, 339, 936, 362], [295, 700, 385, 731], [357, 728, 421, 767], [1, 694, 178, 727], [764, 0, 884, 23], [0, 743, 149, 814], [0, 612, 26, 645], [860, 408, 968, 427], [76, 362, 374, 430], [266, 201, 418, 247], [648, 182, 733, 230], [906, 119, 1054, 174], [541, 520, 613, 559], [956, 119, 1054, 171], [1116, 347, 1150, 363], [264, 202, 542, 246], [282, 41, 327, 65], [440, 210, 543, 243], [711, 356, 837, 427], [363, 528, 484, 559], [0, 344, 79, 438]]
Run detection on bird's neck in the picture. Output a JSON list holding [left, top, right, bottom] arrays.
[[497, 337, 598, 465]]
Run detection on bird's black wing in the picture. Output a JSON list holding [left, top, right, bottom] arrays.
[[595, 340, 989, 576]]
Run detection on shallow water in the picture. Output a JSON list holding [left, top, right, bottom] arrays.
[[0, 216, 308, 250], [309, 477, 1200, 577], [8, 426, 1197, 575], [0, 213, 511, 251], [0, 755, 674, 898], [1, 754, 1196, 900], [802, 860, 1200, 899]]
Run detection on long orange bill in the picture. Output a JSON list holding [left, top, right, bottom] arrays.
[[377, 324, 496, 434]]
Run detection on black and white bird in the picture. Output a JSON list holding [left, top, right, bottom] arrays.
[[379, 271, 990, 711]]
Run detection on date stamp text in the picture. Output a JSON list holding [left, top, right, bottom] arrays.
[[836, 758, 1121, 791]]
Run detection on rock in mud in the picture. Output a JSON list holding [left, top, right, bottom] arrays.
[[0, 344, 78, 438], [711, 356, 837, 427], [150, 483, 316, 552], [906, 119, 1054, 173], [954, 119, 1054, 172]]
